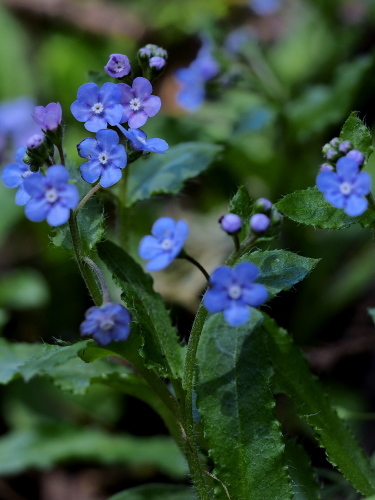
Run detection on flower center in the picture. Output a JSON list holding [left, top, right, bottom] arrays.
[[91, 102, 104, 114], [100, 317, 114, 331], [98, 152, 109, 164], [161, 238, 173, 250], [130, 98, 142, 111], [22, 170, 32, 179], [228, 284, 242, 300], [340, 182, 352, 195], [45, 188, 58, 203], [115, 63, 125, 73]]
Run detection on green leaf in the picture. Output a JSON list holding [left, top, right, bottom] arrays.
[[285, 440, 321, 500], [229, 186, 252, 241], [51, 158, 105, 253], [196, 311, 293, 500], [265, 316, 375, 497], [340, 112, 373, 161], [0, 422, 186, 478], [108, 484, 197, 500], [0, 339, 40, 384], [238, 249, 319, 299], [97, 240, 185, 379], [276, 187, 375, 229], [127, 142, 222, 207]]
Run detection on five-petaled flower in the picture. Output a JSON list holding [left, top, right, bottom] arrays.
[[71, 82, 123, 132], [316, 156, 371, 216], [78, 129, 127, 187], [117, 124, 168, 154], [1, 146, 34, 205], [118, 77, 161, 129], [138, 217, 189, 271], [23, 164, 79, 226], [80, 302, 131, 346], [104, 54, 131, 79], [204, 262, 268, 326], [32, 102, 62, 131]]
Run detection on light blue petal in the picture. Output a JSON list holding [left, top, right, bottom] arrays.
[[99, 166, 122, 187], [336, 157, 359, 181], [96, 128, 119, 150], [242, 283, 268, 307], [223, 302, 250, 326], [344, 195, 368, 216], [232, 262, 259, 285], [15, 186, 31, 206], [25, 197, 49, 222], [316, 171, 339, 192], [151, 217, 176, 238], [80, 161, 102, 184], [77, 137, 98, 159], [203, 289, 229, 313], [145, 252, 172, 271], [46, 203, 70, 226], [138, 235, 163, 260], [353, 171, 371, 196], [209, 266, 233, 288]]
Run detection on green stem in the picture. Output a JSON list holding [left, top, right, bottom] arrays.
[[179, 251, 210, 281], [76, 184, 102, 213], [68, 213, 102, 305], [57, 142, 65, 166], [118, 165, 130, 249], [83, 257, 110, 304]]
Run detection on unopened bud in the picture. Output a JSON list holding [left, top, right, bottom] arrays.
[[219, 213, 242, 234]]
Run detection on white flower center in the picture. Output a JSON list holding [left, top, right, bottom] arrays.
[[100, 317, 114, 331], [161, 238, 173, 250], [130, 98, 141, 111], [115, 63, 125, 72], [228, 284, 242, 300], [22, 170, 32, 179], [340, 182, 352, 195], [98, 152, 109, 164], [45, 188, 58, 203], [91, 102, 104, 114]]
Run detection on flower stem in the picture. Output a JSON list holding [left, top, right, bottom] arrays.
[[83, 257, 110, 304], [118, 165, 130, 249], [57, 142, 65, 166], [75, 184, 102, 213], [179, 251, 210, 281]]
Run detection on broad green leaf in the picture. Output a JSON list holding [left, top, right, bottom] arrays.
[[127, 142, 222, 207], [97, 240, 185, 379], [285, 440, 321, 500], [196, 311, 293, 500], [229, 186, 252, 241], [276, 187, 375, 229], [237, 249, 319, 299], [51, 158, 105, 253], [265, 316, 375, 496], [108, 484, 196, 500], [340, 112, 373, 161], [0, 339, 40, 384], [0, 422, 186, 478]]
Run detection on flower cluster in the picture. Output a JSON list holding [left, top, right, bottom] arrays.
[[175, 40, 219, 112], [317, 137, 370, 216]]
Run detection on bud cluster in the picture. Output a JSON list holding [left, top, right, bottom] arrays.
[[321, 137, 365, 172], [138, 44, 168, 76]]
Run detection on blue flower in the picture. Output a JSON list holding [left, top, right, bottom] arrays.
[[23, 164, 79, 226], [203, 262, 268, 326], [139, 217, 189, 271], [175, 40, 219, 112], [80, 302, 131, 346], [70, 82, 123, 133], [117, 124, 168, 154], [78, 129, 127, 187], [118, 77, 161, 129], [104, 54, 131, 79], [1, 147, 34, 205], [316, 156, 371, 216]]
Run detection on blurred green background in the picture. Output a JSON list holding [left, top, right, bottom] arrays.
[[2, 0, 375, 498]]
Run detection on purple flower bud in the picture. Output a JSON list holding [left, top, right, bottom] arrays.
[[256, 198, 272, 211], [139, 48, 152, 58], [104, 54, 131, 79], [32, 102, 62, 131], [250, 213, 270, 233], [320, 163, 334, 172], [346, 149, 365, 167], [330, 137, 340, 147], [149, 56, 166, 70], [219, 213, 242, 234], [339, 140, 352, 154], [325, 149, 338, 160], [27, 134, 44, 149]]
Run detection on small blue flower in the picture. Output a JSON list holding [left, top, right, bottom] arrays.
[[80, 302, 131, 346], [71, 82, 123, 133], [203, 262, 268, 326], [117, 124, 168, 154], [316, 156, 371, 216], [175, 40, 219, 112], [139, 217, 189, 271], [78, 129, 127, 187], [118, 77, 161, 129], [23, 164, 79, 226], [1, 147, 34, 205]]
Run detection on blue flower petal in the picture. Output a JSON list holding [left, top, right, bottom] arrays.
[[223, 302, 250, 326], [203, 288, 229, 312], [109, 145, 127, 169], [100, 82, 122, 106], [85, 115, 108, 133], [77, 82, 99, 105], [353, 171, 371, 196], [15, 185, 31, 206], [145, 252, 172, 271], [232, 261, 259, 285], [47, 165, 70, 187], [78, 137, 98, 158], [151, 217, 176, 238], [139, 235, 163, 260], [336, 157, 359, 181], [46, 203, 70, 226], [25, 197, 49, 221], [23, 172, 45, 197], [242, 283, 268, 307], [99, 165, 122, 187], [210, 266, 233, 288], [316, 171, 339, 192], [80, 161, 102, 184], [96, 129, 119, 150], [344, 194, 368, 216], [2, 162, 24, 188], [70, 100, 92, 123], [324, 190, 345, 209]]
